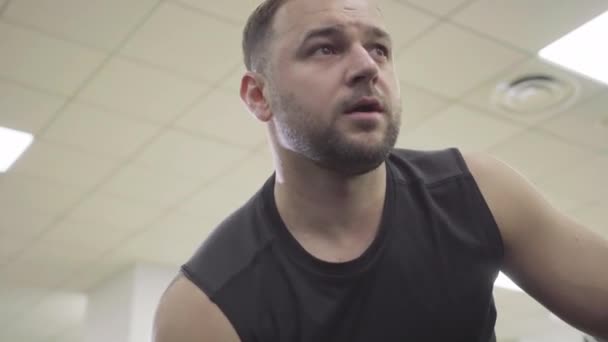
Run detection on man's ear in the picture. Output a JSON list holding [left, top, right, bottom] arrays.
[[240, 71, 273, 122]]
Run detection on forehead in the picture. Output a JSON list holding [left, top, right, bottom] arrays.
[[273, 0, 386, 39]]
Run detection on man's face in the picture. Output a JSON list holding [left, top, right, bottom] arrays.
[[265, 0, 402, 175]]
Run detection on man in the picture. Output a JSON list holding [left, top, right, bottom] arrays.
[[153, 0, 608, 340]]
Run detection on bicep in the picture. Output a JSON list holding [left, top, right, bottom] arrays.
[[153, 274, 241, 342], [465, 153, 608, 337]]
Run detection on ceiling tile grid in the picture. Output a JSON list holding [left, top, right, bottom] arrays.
[[0, 200, 57, 240], [77, 56, 210, 125], [66, 192, 166, 232], [378, 0, 438, 51], [0, 21, 107, 96], [174, 88, 267, 148], [0, 173, 85, 218], [42, 101, 163, 160], [396, 104, 526, 151], [450, 0, 608, 53], [2, 0, 159, 51], [98, 161, 203, 209], [133, 128, 253, 182], [0, 80, 66, 134], [8, 140, 120, 191], [171, 0, 261, 24], [120, 2, 243, 84], [0, 1, 606, 341], [401, 0, 473, 17], [488, 129, 597, 187], [540, 90, 608, 152], [537, 155, 608, 210], [396, 21, 528, 99], [399, 81, 452, 131]]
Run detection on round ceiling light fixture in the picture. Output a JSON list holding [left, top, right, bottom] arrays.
[[491, 74, 581, 117]]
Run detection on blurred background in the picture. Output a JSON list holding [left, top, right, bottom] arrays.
[[0, 0, 607, 341]]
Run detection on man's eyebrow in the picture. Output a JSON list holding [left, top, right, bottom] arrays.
[[300, 25, 346, 45], [299, 24, 392, 45], [367, 26, 391, 43]]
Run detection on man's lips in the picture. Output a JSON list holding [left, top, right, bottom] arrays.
[[344, 97, 385, 114]]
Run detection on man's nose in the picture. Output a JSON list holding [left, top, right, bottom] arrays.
[[345, 45, 380, 87]]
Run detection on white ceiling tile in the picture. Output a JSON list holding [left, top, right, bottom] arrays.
[[47, 324, 85, 342], [175, 88, 266, 148], [488, 129, 596, 186], [396, 105, 525, 151], [396, 22, 527, 98], [42, 101, 162, 160], [134, 129, 251, 181], [0, 288, 49, 322], [1, 258, 79, 288], [572, 201, 608, 237], [121, 2, 242, 83], [400, 82, 451, 131], [99, 162, 200, 209], [4, 0, 158, 50], [79, 57, 208, 124], [0, 199, 57, 239], [0, 173, 84, 217], [464, 58, 606, 126], [379, 0, 438, 50], [173, 0, 260, 24], [16, 238, 102, 271], [539, 155, 608, 206], [0, 22, 106, 95], [451, 0, 608, 52], [220, 64, 246, 94], [403, 0, 471, 16], [534, 185, 586, 215], [10, 140, 119, 191], [541, 92, 608, 151], [179, 150, 273, 226], [115, 211, 207, 267], [8, 292, 85, 342], [0, 80, 65, 134], [41, 217, 134, 254], [61, 257, 127, 292], [67, 192, 164, 231], [0, 235, 30, 265]]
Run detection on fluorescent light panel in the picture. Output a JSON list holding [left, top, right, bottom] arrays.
[[539, 10, 608, 85], [0, 126, 33, 172]]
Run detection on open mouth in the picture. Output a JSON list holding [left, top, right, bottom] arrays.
[[344, 97, 385, 114]]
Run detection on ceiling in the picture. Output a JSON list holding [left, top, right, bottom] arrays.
[[0, 0, 607, 341]]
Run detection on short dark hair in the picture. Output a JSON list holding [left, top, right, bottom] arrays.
[[242, 0, 289, 73]]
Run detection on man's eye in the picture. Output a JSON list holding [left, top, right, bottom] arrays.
[[313, 45, 337, 56], [372, 45, 389, 58]]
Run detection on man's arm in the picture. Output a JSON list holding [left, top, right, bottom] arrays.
[[464, 152, 608, 338], [152, 273, 241, 342]]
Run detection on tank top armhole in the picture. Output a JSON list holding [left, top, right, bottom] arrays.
[[450, 148, 505, 264], [180, 264, 214, 298]]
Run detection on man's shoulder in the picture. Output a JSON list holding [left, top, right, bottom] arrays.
[[388, 147, 469, 185], [181, 181, 276, 297]]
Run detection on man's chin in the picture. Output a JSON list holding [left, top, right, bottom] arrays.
[[318, 143, 392, 176]]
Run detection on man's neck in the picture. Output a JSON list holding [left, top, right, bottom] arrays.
[[273, 151, 387, 242]]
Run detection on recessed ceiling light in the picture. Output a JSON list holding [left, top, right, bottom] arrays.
[[0, 126, 33, 173], [539, 10, 608, 85], [494, 272, 523, 292]]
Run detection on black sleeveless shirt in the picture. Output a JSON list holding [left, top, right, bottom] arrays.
[[182, 148, 503, 341]]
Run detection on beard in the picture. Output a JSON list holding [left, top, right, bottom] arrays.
[[268, 85, 401, 176]]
